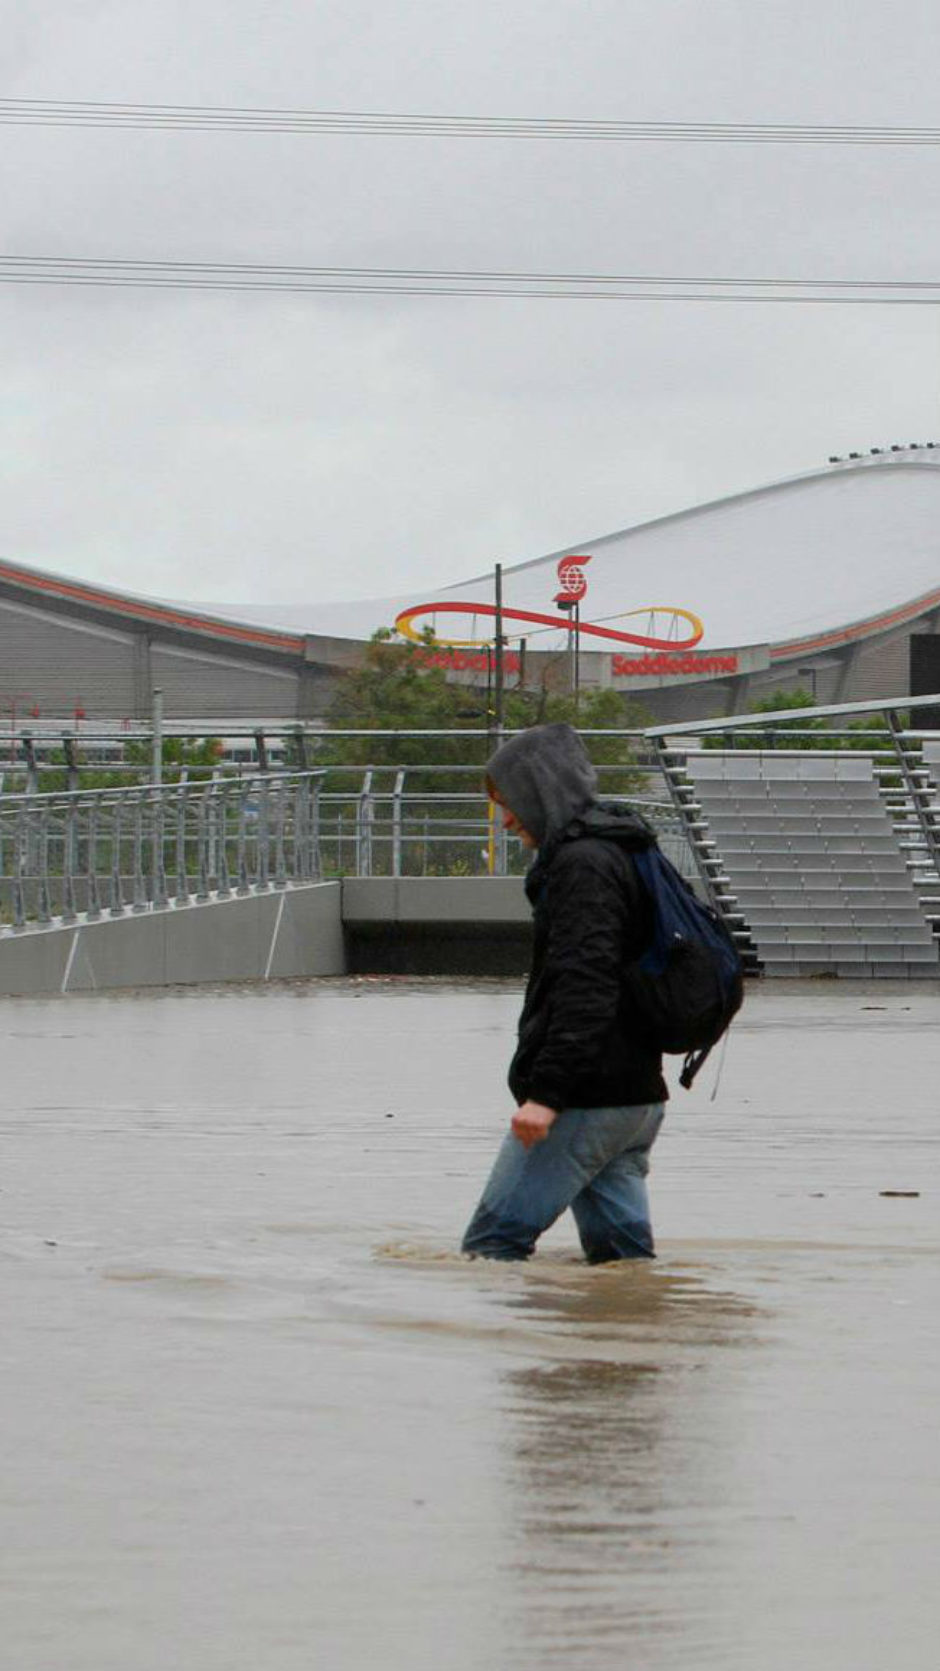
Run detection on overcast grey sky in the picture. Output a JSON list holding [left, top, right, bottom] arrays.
[[4, 0, 940, 607]]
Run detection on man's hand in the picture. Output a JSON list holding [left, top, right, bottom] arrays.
[[511, 1100, 558, 1149]]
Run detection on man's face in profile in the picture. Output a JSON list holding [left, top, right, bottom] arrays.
[[492, 793, 537, 849]]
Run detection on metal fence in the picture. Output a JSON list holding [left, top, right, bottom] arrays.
[[646, 696, 940, 972], [316, 769, 689, 879], [0, 773, 322, 930], [0, 722, 653, 794], [7, 701, 940, 954], [647, 696, 940, 899], [0, 759, 692, 931]]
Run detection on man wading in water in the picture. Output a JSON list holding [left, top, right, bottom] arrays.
[[462, 723, 667, 1262]]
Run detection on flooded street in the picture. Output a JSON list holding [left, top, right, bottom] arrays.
[[2, 978, 938, 1670]]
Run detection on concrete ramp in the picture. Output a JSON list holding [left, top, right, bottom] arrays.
[[0, 877, 532, 995], [0, 883, 345, 996]]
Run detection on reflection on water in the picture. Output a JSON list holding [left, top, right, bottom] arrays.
[[497, 1268, 757, 1669], [366, 1249, 765, 1668], [505, 1259, 755, 1344]]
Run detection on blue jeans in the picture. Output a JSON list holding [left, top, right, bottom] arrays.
[[461, 1102, 665, 1263]]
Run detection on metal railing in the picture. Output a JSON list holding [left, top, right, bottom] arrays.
[[0, 772, 322, 931], [0, 759, 692, 932], [6, 699, 940, 955], [646, 695, 940, 959], [0, 721, 656, 793], [307, 753, 677, 878]]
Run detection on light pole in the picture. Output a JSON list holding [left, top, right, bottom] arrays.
[[492, 563, 505, 745], [552, 554, 591, 708], [555, 597, 578, 703]]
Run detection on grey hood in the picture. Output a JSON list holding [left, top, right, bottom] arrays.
[[485, 723, 597, 848]]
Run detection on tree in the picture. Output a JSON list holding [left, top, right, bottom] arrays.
[[319, 630, 648, 792], [33, 735, 224, 793], [703, 688, 906, 752], [315, 631, 650, 875], [703, 688, 830, 749]]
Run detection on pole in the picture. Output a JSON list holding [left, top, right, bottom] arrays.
[[573, 601, 581, 709], [493, 563, 505, 745], [151, 688, 164, 785]]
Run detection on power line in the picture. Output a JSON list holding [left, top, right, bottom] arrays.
[[1, 256, 939, 302], [3, 98, 940, 145]]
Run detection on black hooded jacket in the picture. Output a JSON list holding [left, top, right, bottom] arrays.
[[486, 726, 668, 1113]]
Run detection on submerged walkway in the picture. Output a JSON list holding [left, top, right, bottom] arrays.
[[1, 977, 937, 1671]]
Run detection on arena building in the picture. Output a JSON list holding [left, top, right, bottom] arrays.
[[3, 446, 940, 731]]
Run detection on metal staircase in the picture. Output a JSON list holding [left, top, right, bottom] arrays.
[[651, 713, 940, 977]]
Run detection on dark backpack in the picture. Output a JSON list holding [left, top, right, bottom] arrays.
[[627, 845, 744, 1089]]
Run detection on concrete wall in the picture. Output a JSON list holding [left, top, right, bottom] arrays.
[[342, 876, 532, 976], [0, 876, 532, 995], [0, 882, 345, 996], [341, 876, 529, 925]]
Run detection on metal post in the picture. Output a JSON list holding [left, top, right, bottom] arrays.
[[273, 781, 288, 888], [196, 787, 211, 900], [35, 805, 51, 924], [12, 808, 27, 929], [357, 770, 374, 878], [493, 563, 505, 746], [310, 778, 322, 880], [63, 736, 79, 794], [236, 784, 251, 895], [215, 787, 232, 899], [109, 802, 125, 916], [62, 796, 78, 923], [131, 793, 147, 912], [392, 769, 405, 877], [175, 787, 190, 905], [151, 688, 164, 786], [292, 726, 309, 772], [22, 732, 38, 796], [152, 788, 168, 910], [86, 803, 101, 920], [291, 778, 306, 882], [256, 779, 271, 889]]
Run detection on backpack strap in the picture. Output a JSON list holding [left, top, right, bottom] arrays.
[[679, 1047, 711, 1090]]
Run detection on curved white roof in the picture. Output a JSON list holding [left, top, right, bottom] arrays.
[[226, 452, 940, 655]]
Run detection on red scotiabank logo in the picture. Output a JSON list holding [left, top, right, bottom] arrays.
[[553, 555, 591, 604], [394, 556, 705, 655]]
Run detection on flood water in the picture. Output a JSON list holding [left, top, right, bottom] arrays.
[[2, 977, 938, 1670]]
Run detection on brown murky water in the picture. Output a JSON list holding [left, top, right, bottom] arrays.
[[1, 978, 938, 1670]]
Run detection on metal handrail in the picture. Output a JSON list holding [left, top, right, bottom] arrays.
[[646, 697, 940, 961], [0, 763, 690, 929], [0, 772, 324, 933], [646, 691, 940, 737]]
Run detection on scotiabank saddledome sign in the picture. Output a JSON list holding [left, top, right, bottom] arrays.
[[394, 556, 739, 679]]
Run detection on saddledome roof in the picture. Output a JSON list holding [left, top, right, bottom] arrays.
[[224, 450, 940, 656]]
